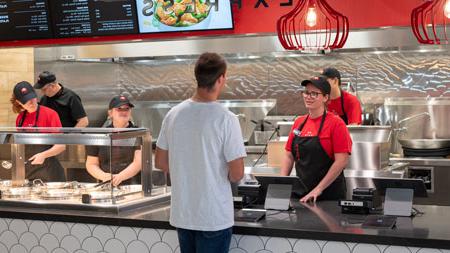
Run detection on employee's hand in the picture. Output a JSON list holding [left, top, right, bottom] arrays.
[[112, 174, 125, 186], [300, 187, 323, 203], [29, 153, 46, 165], [100, 173, 112, 182]]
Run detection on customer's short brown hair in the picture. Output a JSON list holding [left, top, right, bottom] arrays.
[[194, 53, 227, 91]]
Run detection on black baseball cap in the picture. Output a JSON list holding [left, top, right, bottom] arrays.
[[109, 95, 135, 109], [35, 71, 57, 89], [14, 81, 37, 104], [301, 76, 331, 95], [321, 67, 341, 83]]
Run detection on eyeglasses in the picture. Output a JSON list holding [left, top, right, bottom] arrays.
[[301, 90, 323, 99], [115, 107, 131, 112]]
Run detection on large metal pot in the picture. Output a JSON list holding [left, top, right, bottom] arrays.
[[398, 139, 450, 149]]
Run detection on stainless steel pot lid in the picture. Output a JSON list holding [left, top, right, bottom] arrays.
[[398, 139, 450, 149]]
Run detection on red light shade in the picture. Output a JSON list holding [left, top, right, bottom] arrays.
[[411, 0, 449, 45], [277, 0, 349, 51]]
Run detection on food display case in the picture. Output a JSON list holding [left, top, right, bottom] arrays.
[[0, 127, 170, 213]]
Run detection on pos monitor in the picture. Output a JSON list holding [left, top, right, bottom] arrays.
[[372, 178, 427, 217]]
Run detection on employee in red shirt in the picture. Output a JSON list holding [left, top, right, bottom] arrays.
[[281, 76, 352, 202], [321, 68, 362, 125], [11, 81, 66, 181]]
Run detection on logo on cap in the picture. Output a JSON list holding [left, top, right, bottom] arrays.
[[312, 76, 319, 80], [21, 88, 28, 94], [120, 96, 126, 101]]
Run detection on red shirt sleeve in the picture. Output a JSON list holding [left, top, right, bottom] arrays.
[[344, 92, 362, 125], [48, 110, 63, 127]]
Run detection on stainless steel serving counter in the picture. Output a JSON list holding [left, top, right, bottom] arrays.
[[0, 127, 172, 212]]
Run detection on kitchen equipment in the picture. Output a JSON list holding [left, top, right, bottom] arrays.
[[347, 126, 392, 170], [0, 186, 40, 199], [91, 180, 111, 189], [398, 139, 450, 149], [403, 147, 450, 158], [339, 188, 381, 215], [384, 97, 450, 155], [0, 179, 30, 190], [112, 99, 276, 143], [39, 189, 81, 200], [348, 126, 392, 143], [82, 189, 126, 204], [33, 179, 79, 190]]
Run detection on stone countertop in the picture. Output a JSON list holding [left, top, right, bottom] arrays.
[[1, 201, 450, 249]]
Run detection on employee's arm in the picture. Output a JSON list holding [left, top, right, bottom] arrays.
[[112, 150, 142, 186], [29, 144, 66, 165], [155, 147, 169, 173], [228, 157, 244, 183], [301, 153, 349, 202], [280, 151, 294, 176], [74, 116, 89, 128], [86, 155, 111, 182]]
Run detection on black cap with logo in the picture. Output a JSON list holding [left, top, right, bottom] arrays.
[[14, 81, 37, 104], [321, 67, 341, 84], [301, 75, 331, 95], [35, 71, 57, 89], [109, 95, 135, 109]]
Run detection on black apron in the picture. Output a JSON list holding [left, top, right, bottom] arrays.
[[339, 90, 349, 125], [19, 106, 65, 182], [291, 111, 346, 200], [87, 122, 140, 185]]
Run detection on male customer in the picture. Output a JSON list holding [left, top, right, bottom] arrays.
[[34, 71, 89, 127], [322, 67, 362, 125], [155, 52, 246, 253]]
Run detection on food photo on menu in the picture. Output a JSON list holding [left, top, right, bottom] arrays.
[[135, 0, 233, 33]]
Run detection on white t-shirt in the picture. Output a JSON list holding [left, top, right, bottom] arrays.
[[157, 99, 247, 231]]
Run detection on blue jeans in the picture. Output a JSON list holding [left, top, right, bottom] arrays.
[[177, 227, 232, 253]]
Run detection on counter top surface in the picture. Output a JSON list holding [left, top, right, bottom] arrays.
[[1, 201, 450, 249]]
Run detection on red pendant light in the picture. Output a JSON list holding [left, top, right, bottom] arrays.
[[411, 0, 450, 44], [277, 0, 349, 51]]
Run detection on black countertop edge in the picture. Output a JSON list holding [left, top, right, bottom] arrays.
[[233, 226, 450, 249], [1, 209, 450, 250], [0, 210, 174, 230]]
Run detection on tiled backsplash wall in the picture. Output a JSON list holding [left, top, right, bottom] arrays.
[[36, 50, 450, 117]]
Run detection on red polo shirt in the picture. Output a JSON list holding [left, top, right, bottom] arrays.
[[16, 105, 62, 128], [285, 112, 352, 160], [327, 91, 362, 125]]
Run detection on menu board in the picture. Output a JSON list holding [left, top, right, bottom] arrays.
[[0, 0, 53, 41], [50, 0, 139, 37], [135, 0, 233, 33]]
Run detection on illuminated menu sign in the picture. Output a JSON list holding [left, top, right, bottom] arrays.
[[136, 0, 234, 33], [0, 0, 52, 41], [51, 0, 138, 37]]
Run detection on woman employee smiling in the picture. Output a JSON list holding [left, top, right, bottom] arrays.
[[281, 76, 352, 202]]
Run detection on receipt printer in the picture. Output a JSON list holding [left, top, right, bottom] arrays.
[[339, 188, 381, 214]]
